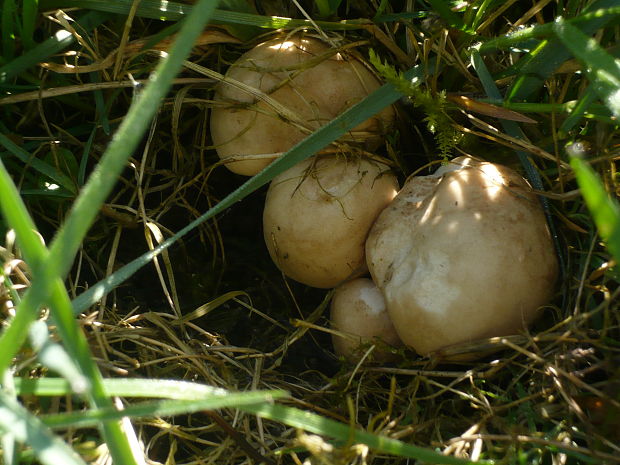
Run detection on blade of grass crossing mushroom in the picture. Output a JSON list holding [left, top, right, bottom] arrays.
[[552, 19, 620, 118], [570, 157, 620, 263], [506, 0, 617, 101], [71, 62, 427, 315], [471, 50, 567, 278]]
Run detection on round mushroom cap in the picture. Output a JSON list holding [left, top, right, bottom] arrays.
[[366, 157, 558, 356], [263, 155, 398, 289], [210, 35, 395, 176], [330, 278, 403, 362]]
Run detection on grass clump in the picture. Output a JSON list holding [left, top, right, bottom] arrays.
[[0, 1, 619, 464]]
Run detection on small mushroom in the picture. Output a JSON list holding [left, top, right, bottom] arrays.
[[330, 278, 402, 362], [210, 35, 395, 176], [366, 157, 558, 356], [263, 155, 398, 288]]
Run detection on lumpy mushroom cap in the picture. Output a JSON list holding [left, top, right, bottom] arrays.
[[330, 278, 403, 362], [366, 157, 558, 356], [263, 155, 398, 288], [210, 35, 395, 176]]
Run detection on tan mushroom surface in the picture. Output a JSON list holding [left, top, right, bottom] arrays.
[[210, 35, 395, 176], [330, 278, 403, 362], [263, 155, 398, 289], [366, 157, 558, 356]]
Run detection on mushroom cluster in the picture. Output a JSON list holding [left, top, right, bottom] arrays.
[[210, 34, 558, 362]]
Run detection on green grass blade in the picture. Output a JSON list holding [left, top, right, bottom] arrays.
[[12, 377, 475, 464], [21, 0, 39, 50], [216, 0, 261, 40], [553, 19, 620, 117], [315, 0, 344, 17], [0, 11, 108, 82], [78, 128, 97, 186], [570, 157, 620, 263], [1, 0, 17, 60], [0, 133, 78, 194], [470, 0, 494, 31], [38, 0, 366, 30], [71, 62, 426, 315], [478, 6, 620, 53], [425, 0, 466, 31], [471, 49, 566, 278], [28, 321, 90, 394], [0, 160, 49, 269], [0, 392, 88, 465], [14, 377, 263, 398], [506, 0, 617, 101], [42, 393, 287, 429], [559, 84, 599, 134], [240, 403, 482, 465], [471, 50, 544, 190], [1, 372, 19, 465]]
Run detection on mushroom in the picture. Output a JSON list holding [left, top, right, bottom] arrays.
[[211, 35, 395, 176], [366, 157, 558, 356], [263, 154, 398, 288], [330, 278, 402, 362]]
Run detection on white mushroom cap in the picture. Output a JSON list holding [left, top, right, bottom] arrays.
[[330, 278, 403, 362], [366, 157, 558, 356], [210, 35, 395, 176], [263, 155, 398, 288]]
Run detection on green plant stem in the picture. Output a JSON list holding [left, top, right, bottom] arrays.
[[478, 6, 620, 53], [570, 157, 620, 262]]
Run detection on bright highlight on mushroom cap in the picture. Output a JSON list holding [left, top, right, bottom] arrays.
[[263, 155, 398, 289], [366, 157, 559, 356], [210, 35, 395, 176]]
